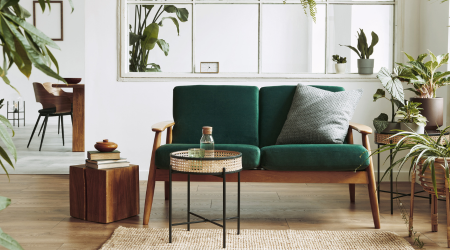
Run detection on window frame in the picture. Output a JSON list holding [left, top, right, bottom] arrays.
[[118, 0, 402, 82]]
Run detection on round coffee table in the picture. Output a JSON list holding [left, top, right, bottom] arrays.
[[168, 150, 243, 248]]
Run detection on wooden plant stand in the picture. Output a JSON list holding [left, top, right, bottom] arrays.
[[70, 164, 140, 223]]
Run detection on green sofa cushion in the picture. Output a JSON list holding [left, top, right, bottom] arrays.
[[172, 85, 259, 146], [156, 144, 261, 170], [260, 144, 370, 171], [259, 85, 345, 148]]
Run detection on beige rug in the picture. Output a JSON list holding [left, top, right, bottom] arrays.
[[100, 226, 414, 250]]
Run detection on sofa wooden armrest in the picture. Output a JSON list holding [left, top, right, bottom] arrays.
[[144, 121, 175, 224], [349, 122, 373, 135]]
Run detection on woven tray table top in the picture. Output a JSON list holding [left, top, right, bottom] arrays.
[[170, 150, 242, 173]]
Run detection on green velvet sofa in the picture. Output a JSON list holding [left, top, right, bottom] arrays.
[[143, 85, 380, 229]]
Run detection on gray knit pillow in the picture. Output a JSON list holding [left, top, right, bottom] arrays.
[[276, 84, 363, 144]]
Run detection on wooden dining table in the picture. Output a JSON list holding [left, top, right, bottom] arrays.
[[52, 84, 84, 152]]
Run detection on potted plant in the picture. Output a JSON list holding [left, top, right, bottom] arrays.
[[340, 29, 378, 74], [332, 55, 347, 74], [372, 66, 416, 133], [397, 51, 450, 130], [396, 101, 427, 134]]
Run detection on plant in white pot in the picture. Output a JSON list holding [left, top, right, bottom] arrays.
[[332, 54, 347, 74], [395, 101, 427, 134], [397, 51, 450, 130], [340, 29, 378, 74], [372, 66, 416, 133]]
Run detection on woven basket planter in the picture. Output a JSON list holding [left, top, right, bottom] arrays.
[[417, 158, 450, 196], [375, 133, 449, 145]]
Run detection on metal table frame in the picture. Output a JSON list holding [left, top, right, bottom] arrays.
[[6, 101, 25, 127], [169, 167, 241, 249]]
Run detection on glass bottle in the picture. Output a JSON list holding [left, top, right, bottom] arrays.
[[200, 126, 214, 157]]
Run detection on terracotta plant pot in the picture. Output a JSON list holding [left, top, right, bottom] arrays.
[[417, 158, 450, 196], [335, 63, 346, 74], [410, 97, 443, 130], [399, 123, 424, 134], [94, 139, 118, 152]]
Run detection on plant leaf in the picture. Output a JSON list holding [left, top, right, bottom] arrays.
[[145, 63, 161, 72], [367, 31, 379, 58], [129, 32, 143, 46], [377, 67, 405, 104], [176, 8, 189, 22], [417, 53, 428, 62], [68, 0, 74, 13], [0, 196, 11, 211], [3, 13, 60, 50], [0, 227, 24, 250], [373, 89, 385, 102], [373, 113, 389, 133], [339, 44, 361, 59], [0, 144, 14, 169], [0, 115, 16, 161], [141, 23, 159, 50], [158, 17, 179, 35], [164, 5, 177, 13], [156, 39, 169, 56], [403, 51, 415, 62]]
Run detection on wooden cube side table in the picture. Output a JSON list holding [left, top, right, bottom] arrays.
[[70, 164, 140, 223]]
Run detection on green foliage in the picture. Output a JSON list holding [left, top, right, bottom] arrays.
[[0, 0, 74, 92], [374, 66, 416, 122], [0, 99, 16, 179], [373, 113, 389, 133], [340, 29, 379, 59], [396, 101, 427, 127], [282, 0, 317, 23], [129, 5, 189, 72], [0, 196, 23, 250], [332, 55, 346, 64], [371, 126, 450, 198], [397, 51, 450, 98]]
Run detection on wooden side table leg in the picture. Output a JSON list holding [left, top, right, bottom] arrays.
[[432, 194, 438, 232], [409, 170, 416, 237]]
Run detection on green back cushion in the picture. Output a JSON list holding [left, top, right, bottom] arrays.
[[259, 85, 345, 148], [172, 85, 259, 145]]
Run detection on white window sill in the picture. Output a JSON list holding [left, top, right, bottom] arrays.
[[118, 73, 378, 82]]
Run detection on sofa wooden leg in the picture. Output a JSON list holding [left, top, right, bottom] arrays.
[[349, 184, 355, 203], [431, 194, 438, 232], [362, 134, 381, 229], [143, 132, 162, 225], [165, 181, 170, 200]]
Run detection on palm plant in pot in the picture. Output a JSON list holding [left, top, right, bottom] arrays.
[[340, 29, 378, 74], [372, 66, 416, 133], [332, 54, 347, 74], [397, 51, 450, 130]]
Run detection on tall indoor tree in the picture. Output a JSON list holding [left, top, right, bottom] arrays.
[[0, 1, 73, 249]]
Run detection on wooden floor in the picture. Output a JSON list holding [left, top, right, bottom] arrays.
[[1, 175, 449, 249]]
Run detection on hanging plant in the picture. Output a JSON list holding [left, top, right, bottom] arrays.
[[283, 0, 317, 23]]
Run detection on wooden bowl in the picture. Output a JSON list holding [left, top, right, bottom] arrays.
[[63, 78, 82, 84], [94, 139, 118, 152]]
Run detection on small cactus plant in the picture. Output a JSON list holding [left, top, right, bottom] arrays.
[[332, 55, 347, 64]]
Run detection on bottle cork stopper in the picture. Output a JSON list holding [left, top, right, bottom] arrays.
[[202, 126, 212, 134]]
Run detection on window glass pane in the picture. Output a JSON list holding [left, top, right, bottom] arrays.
[[261, 4, 326, 73], [128, 4, 192, 73], [327, 4, 394, 73], [194, 4, 259, 73]]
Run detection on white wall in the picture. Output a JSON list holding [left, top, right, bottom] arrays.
[[0, 0, 85, 125], [85, 0, 437, 181]]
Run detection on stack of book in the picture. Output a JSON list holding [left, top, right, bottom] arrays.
[[86, 150, 130, 169]]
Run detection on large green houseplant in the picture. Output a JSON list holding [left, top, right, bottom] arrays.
[[398, 51, 450, 130], [129, 5, 189, 72], [340, 29, 378, 74], [0, 0, 73, 249]]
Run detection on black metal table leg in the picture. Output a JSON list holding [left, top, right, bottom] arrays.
[[187, 173, 190, 231], [238, 171, 240, 235], [223, 168, 226, 249], [390, 148, 393, 214], [169, 166, 172, 243]]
